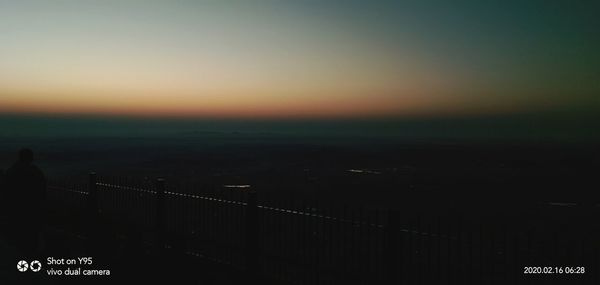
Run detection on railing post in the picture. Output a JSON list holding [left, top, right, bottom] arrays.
[[88, 172, 98, 216], [155, 178, 166, 251], [384, 209, 401, 283], [246, 189, 259, 278]]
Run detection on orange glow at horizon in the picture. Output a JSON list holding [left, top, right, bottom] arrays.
[[0, 87, 456, 119]]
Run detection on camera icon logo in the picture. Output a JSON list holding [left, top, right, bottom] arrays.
[[17, 260, 28, 272], [30, 260, 42, 272]]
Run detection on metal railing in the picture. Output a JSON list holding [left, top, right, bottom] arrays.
[[46, 173, 600, 285]]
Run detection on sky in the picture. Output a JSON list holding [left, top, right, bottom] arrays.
[[1, 1, 599, 119]]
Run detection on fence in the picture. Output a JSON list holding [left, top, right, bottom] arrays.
[[47, 173, 600, 285]]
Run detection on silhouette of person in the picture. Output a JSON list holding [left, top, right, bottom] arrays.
[[4, 148, 46, 257]]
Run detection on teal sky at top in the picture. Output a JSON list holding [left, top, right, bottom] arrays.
[[0, 0, 598, 118]]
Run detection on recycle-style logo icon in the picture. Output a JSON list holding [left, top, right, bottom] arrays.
[[30, 260, 42, 272], [17, 260, 28, 272]]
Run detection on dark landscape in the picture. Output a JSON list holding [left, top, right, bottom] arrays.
[[1, 116, 598, 284], [1, 1, 599, 284]]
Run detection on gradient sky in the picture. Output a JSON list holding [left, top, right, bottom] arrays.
[[1, 1, 598, 119]]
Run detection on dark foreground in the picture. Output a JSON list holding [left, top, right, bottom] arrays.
[[1, 134, 599, 284], [1, 209, 278, 285], [2, 174, 597, 285]]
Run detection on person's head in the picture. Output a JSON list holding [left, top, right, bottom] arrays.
[[18, 148, 34, 164]]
